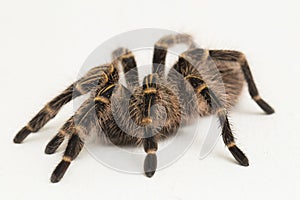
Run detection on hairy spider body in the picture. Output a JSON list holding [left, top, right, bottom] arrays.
[[13, 33, 274, 183]]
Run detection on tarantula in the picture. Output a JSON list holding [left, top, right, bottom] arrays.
[[13, 33, 274, 183]]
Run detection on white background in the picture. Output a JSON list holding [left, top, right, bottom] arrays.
[[1, 0, 299, 199]]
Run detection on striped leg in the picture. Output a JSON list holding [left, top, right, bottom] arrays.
[[209, 50, 275, 114], [45, 64, 120, 154], [153, 33, 196, 77], [172, 50, 249, 166], [51, 65, 121, 183], [143, 130, 157, 178], [44, 117, 74, 154], [112, 47, 139, 89], [141, 74, 159, 177], [13, 65, 110, 144], [51, 133, 84, 183], [50, 97, 96, 183]]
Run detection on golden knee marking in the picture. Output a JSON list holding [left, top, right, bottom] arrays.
[[227, 142, 236, 148], [253, 95, 261, 101], [63, 156, 72, 163], [100, 71, 109, 84], [144, 88, 157, 94], [94, 96, 109, 104], [44, 104, 54, 113], [26, 124, 34, 132], [75, 84, 85, 94], [147, 149, 157, 154], [216, 108, 227, 115], [142, 117, 153, 125], [196, 84, 207, 93], [59, 130, 68, 136]]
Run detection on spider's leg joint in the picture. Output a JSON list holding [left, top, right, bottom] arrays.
[[63, 156, 72, 163], [252, 95, 261, 101], [227, 142, 236, 148], [196, 83, 208, 94], [144, 87, 157, 94], [26, 124, 34, 132], [142, 117, 153, 125], [94, 96, 110, 104]]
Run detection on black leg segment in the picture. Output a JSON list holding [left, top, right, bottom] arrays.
[[209, 50, 275, 114]]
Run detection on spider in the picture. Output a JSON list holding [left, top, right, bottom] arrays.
[[13, 33, 274, 183]]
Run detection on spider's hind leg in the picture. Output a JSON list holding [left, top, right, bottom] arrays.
[[172, 49, 249, 166], [209, 50, 275, 114]]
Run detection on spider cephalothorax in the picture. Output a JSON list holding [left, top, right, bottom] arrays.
[[13, 33, 274, 183]]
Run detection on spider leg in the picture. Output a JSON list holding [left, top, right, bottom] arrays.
[[13, 65, 111, 143], [51, 99, 94, 183], [141, 74, 159, 177], [143, 131, 157, 178], [50, 129, 85, 183], [51, 64, 121, 183], [50, 98, 95, 183], [45, 64, 120, 154], [209, 50, 275, 114], [153, 33, 196, 78], [172, 49, 249, 166], [112, 47, 139, 89], [44, 116, 74, 154]]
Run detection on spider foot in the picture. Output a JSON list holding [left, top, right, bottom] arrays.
[[144, 153, 157, 178], [255, 97, 275, 115], [228, 145, 249, 167], [45, 133, 65, 154], [13, 126, 32, 143], [50, 160, 71, 183]]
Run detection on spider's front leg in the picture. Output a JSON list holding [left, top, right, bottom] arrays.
[[51, 65, 121, 183], [50, 97, 96, 183], [172, 49, 249, 166], [141, 74, 159, 177], [13, 65, 111, 144], [44, 116, 74, 154], [129, 74, 162, 177]]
